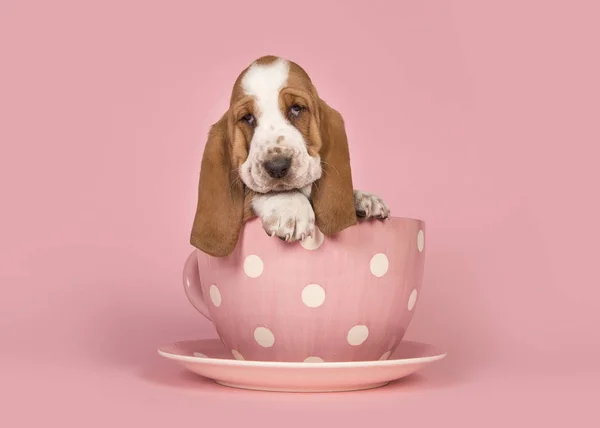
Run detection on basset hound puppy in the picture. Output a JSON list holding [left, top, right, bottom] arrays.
[[190, 55, 390, 257]]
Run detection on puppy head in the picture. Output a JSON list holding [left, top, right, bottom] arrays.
[[233, 56, 323, 193], [190, 56, 356, 256]]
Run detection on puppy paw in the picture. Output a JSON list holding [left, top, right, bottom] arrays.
[[253, 192, 316, 242], [354, 190, 390, 220]]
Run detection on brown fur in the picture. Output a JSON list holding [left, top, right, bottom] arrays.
[[189, 113, 245, 257], [190, 56, 357, 256]]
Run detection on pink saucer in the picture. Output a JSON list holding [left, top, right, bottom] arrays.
[[157, 339, 446, 392]]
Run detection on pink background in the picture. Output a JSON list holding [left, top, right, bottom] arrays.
[[1, 0, 598, 426]]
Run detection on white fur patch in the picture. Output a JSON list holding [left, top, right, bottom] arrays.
[[241, 58, 290, 128], [252, 191, 315, 242]]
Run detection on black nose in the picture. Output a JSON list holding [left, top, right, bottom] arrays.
[[263, 156, 291, 179]]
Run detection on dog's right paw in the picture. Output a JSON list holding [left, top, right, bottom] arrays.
[[253, 192, 316, 242]]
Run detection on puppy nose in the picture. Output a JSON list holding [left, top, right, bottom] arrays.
[[263, 156, 291, 179]]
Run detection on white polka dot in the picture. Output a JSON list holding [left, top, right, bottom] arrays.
[[417, 230, 425, 252], [193, 352, 207, 358], [209, 284, 222, 307], [244, 255, 264, 278], [300, 227, 324, 250], [303, 356, 324, 363], [254, 327, 275, 348], [379, 351, 391, 360], [370, 253, 389, 277], [301, 284, 326, 308], [408, 289, 418, 311], [231, 350, 244, 360], [347, 325, 369, 346]]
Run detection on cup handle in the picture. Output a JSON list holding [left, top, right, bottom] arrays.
[[182, 250, 212, 321]]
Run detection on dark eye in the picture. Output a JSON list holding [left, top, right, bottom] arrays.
[[241, 114, 255, 125], [289, 104, 303, 117]]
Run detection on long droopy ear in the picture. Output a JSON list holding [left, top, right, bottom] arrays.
[[189, 113, 245, 257], [310, 99, 358, 236]]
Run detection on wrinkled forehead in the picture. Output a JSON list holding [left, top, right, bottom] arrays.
[[229, 56, 316, 107]]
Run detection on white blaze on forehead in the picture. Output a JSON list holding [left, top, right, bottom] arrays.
[[241, 59, 290, 129]]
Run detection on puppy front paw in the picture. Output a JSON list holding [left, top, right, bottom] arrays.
[[253, 192, 316, 242], [354, 190, 390, 220]]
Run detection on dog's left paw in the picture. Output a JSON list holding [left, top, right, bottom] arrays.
[[354, 190, 390, 220]]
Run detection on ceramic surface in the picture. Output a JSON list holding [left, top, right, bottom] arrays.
[[183, 217, 426, 362], [158, 338, 446, 392]]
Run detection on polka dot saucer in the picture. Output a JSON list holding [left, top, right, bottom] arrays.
[[157, 338, 446, 393]]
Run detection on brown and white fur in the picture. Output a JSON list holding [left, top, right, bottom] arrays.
[[190, 55, 389, 257]]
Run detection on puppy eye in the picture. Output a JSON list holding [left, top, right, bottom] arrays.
[[241, 114, 255, 125], [289, 104, 303, 117]]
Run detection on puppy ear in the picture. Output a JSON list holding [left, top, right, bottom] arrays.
[[310, 99, 357, 235], [190, 113, 245, 257]]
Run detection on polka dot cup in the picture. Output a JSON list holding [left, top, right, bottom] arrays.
[[183, 216, 426, 363]]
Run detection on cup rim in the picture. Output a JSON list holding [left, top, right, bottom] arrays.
[[378, 215, 424, 223], [243, 215, 425, 225]]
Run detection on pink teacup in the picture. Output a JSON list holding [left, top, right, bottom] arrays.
[[183, 216, 426, 363]]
